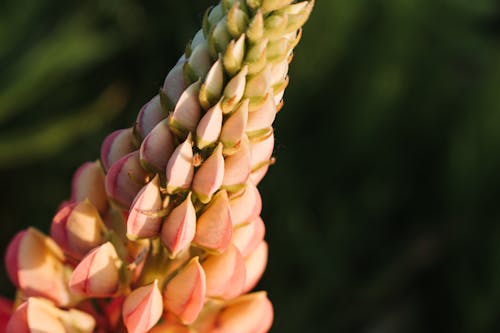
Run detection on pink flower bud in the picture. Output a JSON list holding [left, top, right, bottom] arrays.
[[210, 292, 273, 333], [161, 192, 196, 258], [185, 41, 211, 81], [162, 60, 188, 109], [135, 95, 167, 140], [71, 161, 108, 214], [242, 241, 268, 293], [70, 241, 123, 297], [193, 190, 233, 253], [6, 298, 95, 333], [140, 119, 175, 173], [100, 128, 136, 172], [105, 151, 149, 209], [220, 99, 248, 154], [250, 131, 274, 169], [222, 136, 252, 192], [50, 200, 106, 259], [5, 228, 74, 307], [229, 183, 262, 226], [232, 216, 265, 257], [199, 59, 225, 110], [196, 102, 223, 150], [122, 280, 163, 333], [202, 244, 246, 300], [0, 297, 12, 332], [192, 143, 225, 203], [222, 65, 248, 114], [164, 257, 206, 324], [247, 93, 276, 138], [166, 134, 194, 194], [127, 175, 163, 239], [169, 81, 202, 136]]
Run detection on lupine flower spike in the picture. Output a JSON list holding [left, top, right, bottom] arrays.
[[3, 0, 313, 332]]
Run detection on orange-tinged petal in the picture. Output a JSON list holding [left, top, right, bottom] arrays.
[[164, 257, 206, 325], [196, 102, 223, 149], [123, 280, 163, 333], [242, 241, 268, 293], [127, 175, 163, 239], [166, 134, 194, 194], [202, 244, 246, 300], [222, 136, 252, 192], [161, 192, 196, 258], [192, 143, 225, 203], [212, 292, 273, 333], [229, 183, 262, 226], [71, 161, 108, 214], [232, 216, 265, 257], [193, 190, 233, 253], [70, 242, 122, 297]]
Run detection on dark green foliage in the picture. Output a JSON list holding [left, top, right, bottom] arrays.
[[2, 0, 500, 332]]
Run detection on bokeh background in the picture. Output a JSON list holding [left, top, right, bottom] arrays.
[[2, 0, 500, 332]]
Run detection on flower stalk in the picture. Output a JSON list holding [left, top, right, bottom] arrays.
[[2, 0, 313, 332]]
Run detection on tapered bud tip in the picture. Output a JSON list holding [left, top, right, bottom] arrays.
[[123, 280, 163, 333], [196, 102, 223, 150], [71, 161, 108, 214], [166, 134, 194, 194], [55, 200, 106, 259], [192, 143, 225, 204], [105, 151, 149, 209], [170, 81, 202, 135], [164, 257, 206, 325], [193, 190, 233, 253], [135, 95, 167, 140], [100, 128, 136, 172], [70, 241, 122, 297], [161, 192, 197, 258], [5, 230, 26, 286], [127, 175, 164, 239], [140, 120, 175, 173]]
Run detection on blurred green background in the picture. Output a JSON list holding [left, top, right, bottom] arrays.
[[2, 0, 500, 332]]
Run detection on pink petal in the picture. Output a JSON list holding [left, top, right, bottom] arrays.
[[135, 95, 167, 140], [105, 151, 149, 209], [232, 216, 266, 257], [193, 190, 233, 253], [164, 257, 206, 324], [123, 280, 163, 333], [192, 143, 225, 203], [140, 119, 175, 173], [100, 128, 136, 172], [242, 241, 268, 293], [127, 175, 163, 239], [166, 134, 194, 194], [161, 192, 197, 258], [202, 244, 246, 300], [71, 161, 108, 214]]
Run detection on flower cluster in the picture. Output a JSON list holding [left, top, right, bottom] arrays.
[[1, 0, 313, 332]]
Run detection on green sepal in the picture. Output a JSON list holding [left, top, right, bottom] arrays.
[[223, 34, 246, 76], [159, 88, 175, 112], [261, 0, 294, 13], [284, 0, 315, 34], [246, 10, 264, 43], [264, 13, 288, 40], [227, 3, 249, 38], [244, 38, 268, 75]]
